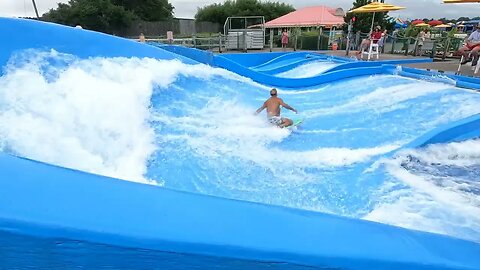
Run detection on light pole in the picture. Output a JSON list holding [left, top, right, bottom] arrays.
[[31, 0, 40, 19]]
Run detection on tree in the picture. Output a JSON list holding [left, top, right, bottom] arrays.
[[343, 0, 394, 34], [42, 0, 174, 34], [43, 0, 135, 33], [195, 0, 294, 25], [457, 17, 470, 22], [111, 0, 174, 21]]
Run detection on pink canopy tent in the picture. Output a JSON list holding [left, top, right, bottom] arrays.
[[264, 6, 345, 28]]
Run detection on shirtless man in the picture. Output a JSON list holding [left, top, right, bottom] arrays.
[[255, 88, 297, 128]]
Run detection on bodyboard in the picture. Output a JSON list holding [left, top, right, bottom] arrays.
[[285, 118, 304, 129]]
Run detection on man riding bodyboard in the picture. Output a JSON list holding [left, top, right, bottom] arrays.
[[255, 88, 297, 128]]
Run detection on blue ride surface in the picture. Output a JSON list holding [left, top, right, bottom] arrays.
[[1, 18, 480, 270]]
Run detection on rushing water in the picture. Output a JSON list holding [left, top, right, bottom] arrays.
[[1, 50, 480, 242]]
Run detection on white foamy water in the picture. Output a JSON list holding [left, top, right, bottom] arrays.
[[0, 50, 248, 184], [154, 97, 399, 168], [366, 140, 480, 242], [276, 61, 338, 78]]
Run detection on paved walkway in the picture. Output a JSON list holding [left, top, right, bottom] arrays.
[[324, 50, 480, 77]]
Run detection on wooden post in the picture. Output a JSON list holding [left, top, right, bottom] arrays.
[[390, 37, 395, 54], [431, 39, 437, 59], [300, 34, 303, 50], [442, 37, 450, 61], [317, 26, 321, 51], [345, 23, 351, 56], [219, 32, 223, 53], [294, 28, 298, 51], [404, 38, 410, 56], [413, 38, 419, 56], [269, 28, 273, 52], [208, 35, 212, 50], [243, 29, 248, 53], [319, 28, 323, 50]]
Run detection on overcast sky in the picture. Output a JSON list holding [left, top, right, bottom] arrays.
[[1, 0, 479, 20]]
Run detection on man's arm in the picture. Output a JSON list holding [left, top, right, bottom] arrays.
[[280, 99, 297, 113], [255, 102, 267, 115]]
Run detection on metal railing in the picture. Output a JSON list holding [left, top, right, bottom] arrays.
[[144, 35, 226, 52], [140, 32, 465, 59], [383, 36, 463, 60]]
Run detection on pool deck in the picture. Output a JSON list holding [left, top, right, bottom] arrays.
[[326, 50, 478, 77], [217, 48, 479, 77]]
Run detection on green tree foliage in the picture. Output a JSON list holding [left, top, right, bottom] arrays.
[[42, 0, 174, 33], [195, 0, 295, 25], [111, 0, 174, 21], [343, 0, 394, 33]]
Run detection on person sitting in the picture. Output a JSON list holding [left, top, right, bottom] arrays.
[[459, 24, 480, 66], [255, 88, 297, 128], [357, 26, 383, 56]]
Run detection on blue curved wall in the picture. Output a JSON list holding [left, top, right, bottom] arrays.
[[2, 153, 480, 270], [159, 45, 480, 90], [0, 18, 196, 70], [404, 113, 480, 149], [398, 66, 480, 91], [213, 55, 397, 88], [1, 18, 480, 270]]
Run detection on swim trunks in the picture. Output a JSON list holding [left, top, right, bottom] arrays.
[[268, 116, 283, 126]]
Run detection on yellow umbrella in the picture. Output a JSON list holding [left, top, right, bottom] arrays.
[[434, 24, 451, 28], [350, 1, 405, 12], [444, 0, 480, 3], [349, 1, 406, 32], [414, 23, 430, 27]]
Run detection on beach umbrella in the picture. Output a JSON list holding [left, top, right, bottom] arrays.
[[434, 24, 452, 28], [414, 23, 430, 27], [349, 0, 405, 32], [411, 19, 425, 25], [429, 20, 443, 26]]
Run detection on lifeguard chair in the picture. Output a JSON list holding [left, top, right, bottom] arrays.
[[457, 53, 480, 75], [361, 41, 380, 60]]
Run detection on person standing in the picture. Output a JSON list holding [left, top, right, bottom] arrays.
[[139, 33, 146, 43], [416, 29, 427, 56], [281, 29, 289, 51], [378, 30, 387, 53]]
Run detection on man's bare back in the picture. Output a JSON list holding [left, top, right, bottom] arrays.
[[263, 96, 287, 117], [255, 88, 297, 128]]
